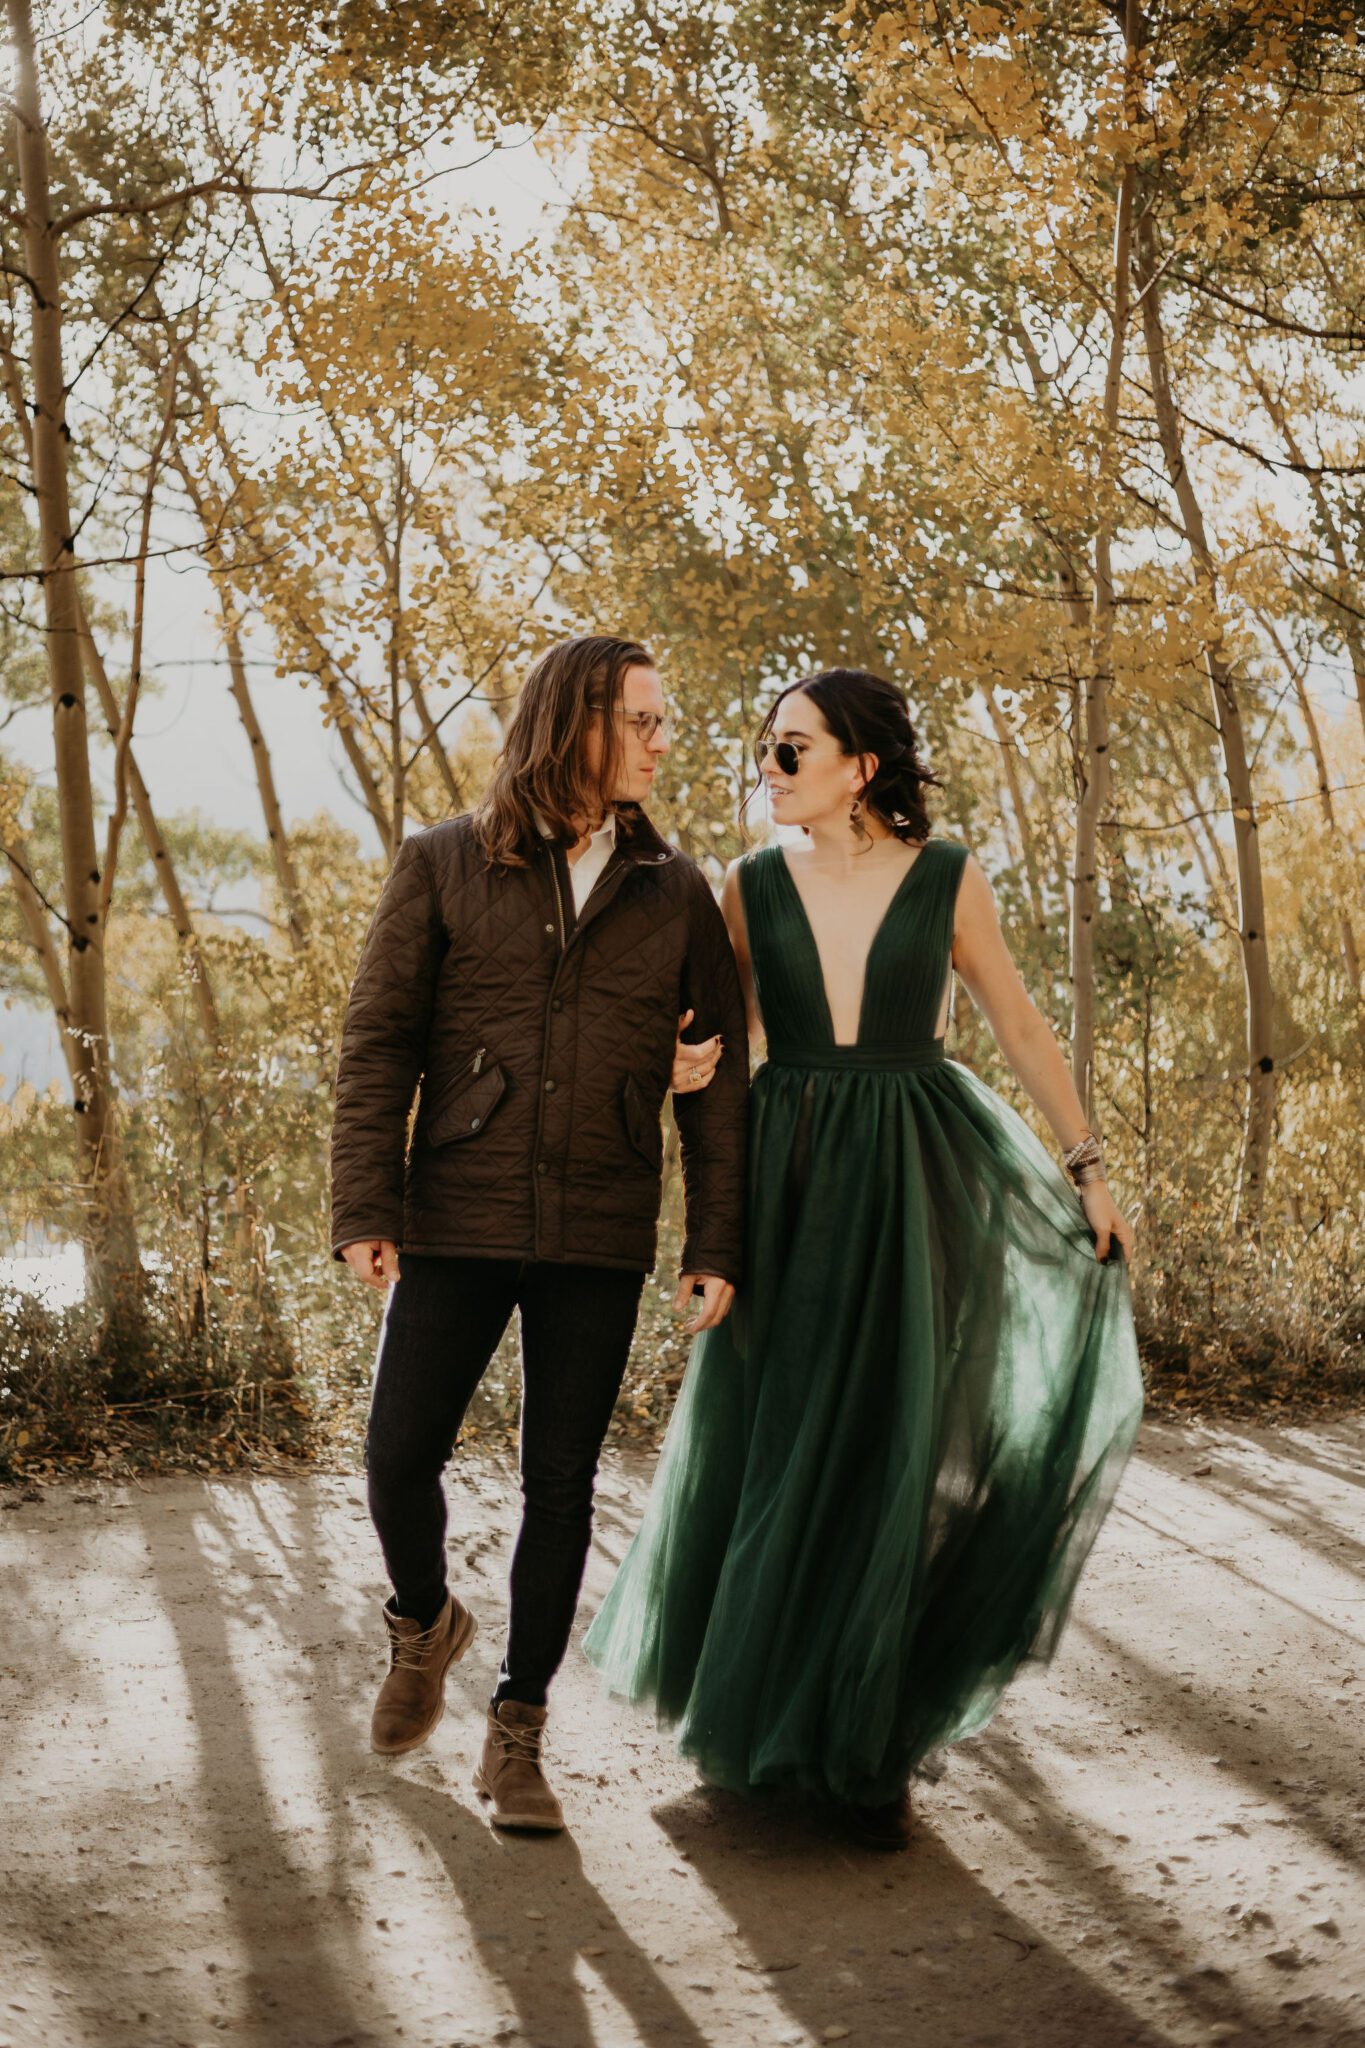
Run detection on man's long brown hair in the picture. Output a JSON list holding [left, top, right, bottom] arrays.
[[473, 634, 655, 867]]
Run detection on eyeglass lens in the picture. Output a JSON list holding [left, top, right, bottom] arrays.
[[625, 712, 669, 741]]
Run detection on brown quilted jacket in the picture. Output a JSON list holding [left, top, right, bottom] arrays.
[[329, 805, 748, 1280]]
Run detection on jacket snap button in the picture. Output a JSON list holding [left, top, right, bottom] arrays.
[[536, 1161, 548, 1175], [544, 922, 554, 934], [544, 1079, 556, 1094], [470, 1117, 481, 1131], [551, 998, 562, 1012]]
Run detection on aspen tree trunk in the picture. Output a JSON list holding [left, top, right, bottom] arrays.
[[1302, 481, 1365, 758], [985, 691, 1046, 933], [77, 616, 226, 1045], [1294, 665, 1362, 992], [81, 614, 278, 1323], [8, 0, 143, 1336], [4, 315, 227, 1056], [1, 309, 229, 1045], [1071, 3, 1138, 1126], [98, 353, 180, 931], [1010, 307, 1099, 985], [1139, 213, 1276, 1235], [2, 828, 83, 1093], [219, 588, 310, 949]]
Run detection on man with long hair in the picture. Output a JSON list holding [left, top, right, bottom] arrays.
[[330, 634, 747, 1834]]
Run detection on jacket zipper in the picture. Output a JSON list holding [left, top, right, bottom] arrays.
[[533, 842, 664, 1249], [548, 858, 568, 954], [427, 1044, 486, 1120], [533, 855, 570, 1253]]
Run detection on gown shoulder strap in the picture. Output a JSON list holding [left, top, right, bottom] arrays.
[[919, 836, 969, 907], [737, 843, 788, 931], [919, 839, 970, 1032]]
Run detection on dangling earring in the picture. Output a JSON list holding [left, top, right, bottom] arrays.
[[850, 793, 869, 844]]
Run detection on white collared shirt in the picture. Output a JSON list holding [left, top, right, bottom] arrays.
[[538, 811, 618, 915]]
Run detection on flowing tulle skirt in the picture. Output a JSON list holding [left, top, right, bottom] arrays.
[[584, 1055, 1143, 1806]]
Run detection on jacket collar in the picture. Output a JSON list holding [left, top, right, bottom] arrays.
[[612, 803, 676, 868], [526, 803, 675, 871]]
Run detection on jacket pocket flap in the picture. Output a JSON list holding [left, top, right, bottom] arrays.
[[426, 1065, 507, 1145]]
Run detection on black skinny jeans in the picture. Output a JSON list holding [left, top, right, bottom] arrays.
[[365, 1253, 645, 1707]]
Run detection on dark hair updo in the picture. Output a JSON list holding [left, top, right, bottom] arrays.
[[750, 667, 941, 843]]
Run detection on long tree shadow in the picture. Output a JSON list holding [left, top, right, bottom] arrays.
[[1231, 1419, 1365, 1496], [192, 1473, 395, 1939], [1109, 1497, 1365, 1666], [1068, 1620, 1360, 1867], [0, 1494, 235, 2039], [650, 1783, 1185, 2048], [126, 1483, 385, 2047], [969, 1716, 1362, 2047], [1132, 1424, 1365, 1573], [384, 1773, 716, 2048], [1142, 1417, 1365, 1499]]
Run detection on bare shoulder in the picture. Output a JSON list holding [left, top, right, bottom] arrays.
[[955, 847, 996, 905], [951, 849, 1012, 968]]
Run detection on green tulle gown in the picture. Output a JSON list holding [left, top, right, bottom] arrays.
[[584, 837, 1143, 1807]]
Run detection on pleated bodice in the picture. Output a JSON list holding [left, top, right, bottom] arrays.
[[739, 838, 968, 1068]]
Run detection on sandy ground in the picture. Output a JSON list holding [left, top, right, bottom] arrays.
[[1, 1416, 1363, 2048]]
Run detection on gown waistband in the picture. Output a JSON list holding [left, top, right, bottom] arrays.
[[764, 1038, 946, 1072]]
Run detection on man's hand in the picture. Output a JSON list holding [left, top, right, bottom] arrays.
[[673, 1272, 735, 1333], [671, 1007, 722, 1095], [341, 1238, 400, 1289]]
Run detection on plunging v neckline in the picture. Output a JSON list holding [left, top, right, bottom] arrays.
[[775, 840, 935, 1047]]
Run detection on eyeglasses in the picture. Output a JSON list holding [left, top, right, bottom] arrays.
[[588, 704, 671, 744], [623, 711, 671, 743], [757, 737, 804, 777]]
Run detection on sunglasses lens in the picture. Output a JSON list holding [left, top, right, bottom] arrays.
[[760, 738, 799, 777]]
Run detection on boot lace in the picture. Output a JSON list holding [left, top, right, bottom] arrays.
[[389, 1610, 444, 1671], [494, 1717, 546, 1774]]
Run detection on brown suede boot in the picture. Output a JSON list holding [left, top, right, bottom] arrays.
[[370, 1593, 477, 1756], [473, 1700, 565, 1832], [844, 1787, 914, 1851]]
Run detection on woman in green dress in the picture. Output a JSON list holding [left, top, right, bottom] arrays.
[[584, 668, 1143, 1849]]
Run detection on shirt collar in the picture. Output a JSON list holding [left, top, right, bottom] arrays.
[[535, 810, 617, 847]]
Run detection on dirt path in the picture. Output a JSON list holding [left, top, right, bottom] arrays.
[[1, 1416, 1362, 2048]]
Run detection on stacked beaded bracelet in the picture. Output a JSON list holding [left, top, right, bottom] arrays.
[[1062, 1131, 1106, 1188]]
